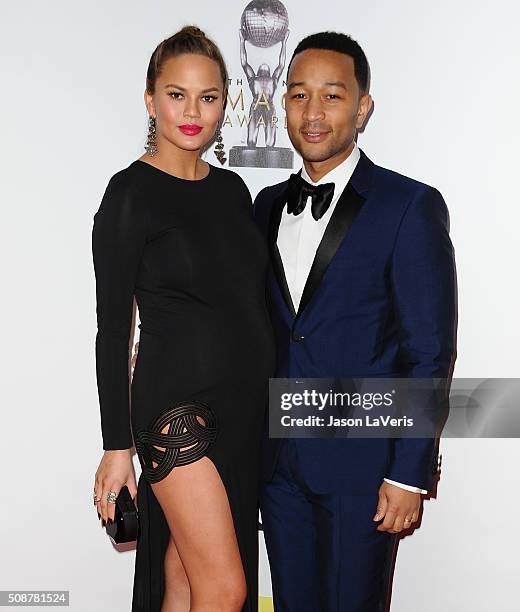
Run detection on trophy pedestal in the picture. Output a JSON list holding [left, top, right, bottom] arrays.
[[229, 146, 293, 169]]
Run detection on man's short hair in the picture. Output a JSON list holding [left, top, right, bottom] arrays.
[[287, 31, 370, 93]]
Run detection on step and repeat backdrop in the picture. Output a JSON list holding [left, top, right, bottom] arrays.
[[1, 1, 519, 610]]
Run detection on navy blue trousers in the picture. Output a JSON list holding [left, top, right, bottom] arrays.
[[260, 440, 399, 612]]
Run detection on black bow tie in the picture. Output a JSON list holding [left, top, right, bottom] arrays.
[[286, 173, 335, 220]]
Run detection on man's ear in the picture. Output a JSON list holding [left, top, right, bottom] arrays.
[[356, 93, 373, 130], [143, 89, 156, 117], [282, 92, 287, 110]]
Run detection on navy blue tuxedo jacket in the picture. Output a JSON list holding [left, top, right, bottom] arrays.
[[253, 149, 457, 494]]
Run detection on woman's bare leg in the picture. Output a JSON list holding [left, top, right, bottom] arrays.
[[161, 536, 190, 612], [151, 456, 246, 612]]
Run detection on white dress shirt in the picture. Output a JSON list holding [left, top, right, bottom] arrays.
[[277, 142, 427, 495]]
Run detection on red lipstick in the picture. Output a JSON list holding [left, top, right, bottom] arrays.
[[179, 124, 203, 136]]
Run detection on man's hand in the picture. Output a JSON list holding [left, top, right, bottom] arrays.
[[373, 481, 421, 533], [130, 341, 139, 370]]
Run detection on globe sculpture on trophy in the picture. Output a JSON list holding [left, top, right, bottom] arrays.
[[229, 0, 294, 169]]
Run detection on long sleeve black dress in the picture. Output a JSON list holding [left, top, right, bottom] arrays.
[[92, 159, 276, 611]]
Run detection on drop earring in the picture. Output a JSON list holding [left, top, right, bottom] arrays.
[[145, 115, 157, 156], [214, 127, 226, 165]]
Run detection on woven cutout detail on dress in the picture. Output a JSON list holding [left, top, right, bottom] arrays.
[[135, 401, 217, 483]]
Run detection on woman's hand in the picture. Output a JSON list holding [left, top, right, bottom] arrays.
[[94, 449, 137, 526]]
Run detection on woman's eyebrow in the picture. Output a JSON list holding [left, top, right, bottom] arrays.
[[163, 83, 220, 93]]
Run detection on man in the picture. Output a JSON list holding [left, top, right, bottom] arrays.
[[253, 32, 457, 611]]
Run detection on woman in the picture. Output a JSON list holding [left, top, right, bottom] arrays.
[[92, 26, 275, 612]]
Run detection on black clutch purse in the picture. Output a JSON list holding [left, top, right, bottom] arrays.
[[105, 485, 139, 544]]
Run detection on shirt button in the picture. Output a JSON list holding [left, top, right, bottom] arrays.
[[292, 331, 305, 342]]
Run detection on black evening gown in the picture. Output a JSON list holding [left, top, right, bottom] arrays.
[[92, 159, 276, 611]]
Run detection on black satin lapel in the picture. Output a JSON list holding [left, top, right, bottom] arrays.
[[268, 191, 297, 318], [298, 182, 365, 316]]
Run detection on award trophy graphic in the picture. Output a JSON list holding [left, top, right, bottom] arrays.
[[229, 0, 294, 168]]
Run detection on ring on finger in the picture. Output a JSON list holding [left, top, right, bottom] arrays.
[[107, 490, 118, 504]]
